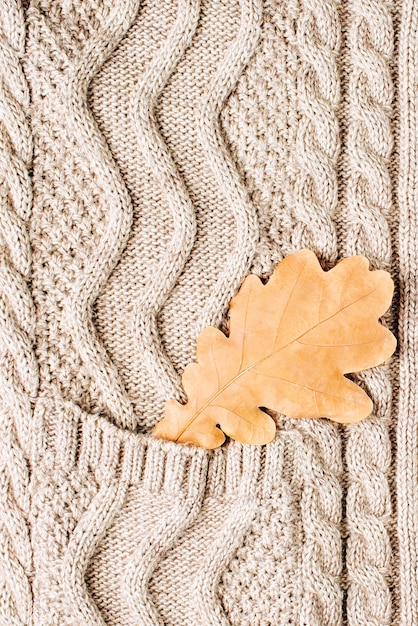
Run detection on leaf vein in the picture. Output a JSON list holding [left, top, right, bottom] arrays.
[[175, 280, 383, 440]]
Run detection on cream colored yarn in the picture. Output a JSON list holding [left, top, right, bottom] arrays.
[[0, 0, 37, 622], [0, 0, 415, 624]]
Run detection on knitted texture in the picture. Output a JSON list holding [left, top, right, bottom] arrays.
[[0, 1, 37, 624], [340, 0, 395, 623], [0, 0, 416, 624], [397, 0, 418, 621]]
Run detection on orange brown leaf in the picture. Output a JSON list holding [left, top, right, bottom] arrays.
[[153, 248, 396, 449]]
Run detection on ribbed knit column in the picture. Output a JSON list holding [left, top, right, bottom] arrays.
[[397, 0, 418, 622], [90, 0, 261, 432], [0, 1, 37, 624], [338, 0, 395, 623]]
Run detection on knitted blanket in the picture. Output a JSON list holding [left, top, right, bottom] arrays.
[[0, 0, 415, 624]]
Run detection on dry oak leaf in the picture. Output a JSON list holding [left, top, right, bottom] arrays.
[[153, 248, 396, 449]]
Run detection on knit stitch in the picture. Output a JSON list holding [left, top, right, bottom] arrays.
[[0, 1, 36, 624], [0, 0, 416, 624], [397, 0, 418, 622], [340, 0, 395, 623]]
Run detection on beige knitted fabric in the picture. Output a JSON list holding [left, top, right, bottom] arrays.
[[0, 0, 415, 623]]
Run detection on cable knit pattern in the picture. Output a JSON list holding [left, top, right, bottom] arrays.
[[220, 3, 344, 622], [221, 0, 344, 621], [0, 1, 37, 624], [129, 0, 199, 406], [340, 1, 395, 623], [62, 430, 134, 626], [26, 0, 140, 430], [194, 447, 262, 626], [290, 418, 343, 626], [342, 0, 393, 270], [287, 1, 344, 622], [0, 0, 413, 624], [30, 398, 140, 623], [220, 0, 298, 276], [292, 0, 341, 265], [135, 3, 264, 621], [24, 0, 140, 621]]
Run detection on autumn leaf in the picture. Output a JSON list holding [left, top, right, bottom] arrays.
[[153, 248, 396, 449]]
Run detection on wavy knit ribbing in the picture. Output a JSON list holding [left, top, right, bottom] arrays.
[[216, 431, 301, 625], [194, 446, 262, 626], [194, 0, 261, 331], [62, 437, 134, 626], [123, 454, 208, 625], [89, 2, 188, 429], [30, 398, 140, 624], [397, 0, 418, 622], [154, 0, 260, 375], [130, 2, 264, 621], [0, 1, 37, 624], [24, 0, 140, 621], [25, 0, 141, 431], [89, 0, 261, 431], [340, 0, 395, 623], [130, 0, 199, 406]]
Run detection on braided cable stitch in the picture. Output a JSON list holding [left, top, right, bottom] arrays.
[[341, 0, 395, 623], [292, 0, 341, 265], [0, 1, 37, 623], [288, 0, 344, 622]]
